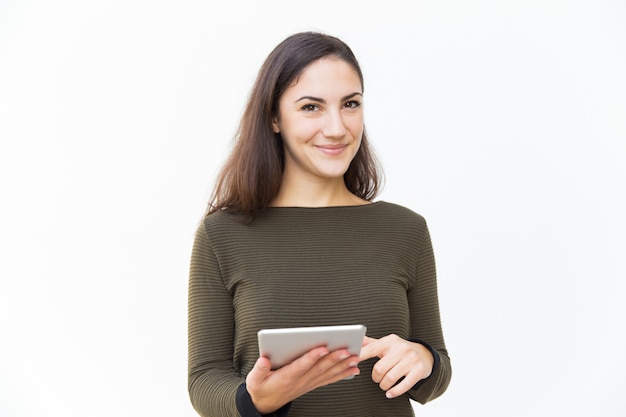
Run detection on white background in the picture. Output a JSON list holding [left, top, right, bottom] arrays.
[[1, 1, 625, 416]]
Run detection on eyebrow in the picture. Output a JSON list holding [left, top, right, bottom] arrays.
[[294, 92, 363, 104]]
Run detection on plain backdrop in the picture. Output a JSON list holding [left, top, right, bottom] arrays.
[[1, 1, 625, 416]]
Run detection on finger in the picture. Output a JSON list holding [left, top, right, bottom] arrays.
[[308, 350, 360, 385], [314, 349, 357, 374], [370, 352, 399, 384], [361, 336, 376, 346], [384, 369, 421, 399], [376, 359, 406, 390], [359, 339, 386, 362], [280, 346, 330, 378], [328, 361, 361, 381]]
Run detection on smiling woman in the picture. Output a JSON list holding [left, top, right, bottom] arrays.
[[271, 57, 366, 207], [205, 32, 381, 219], [188, 32, 452, 417]]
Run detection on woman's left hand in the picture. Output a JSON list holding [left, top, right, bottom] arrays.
[[359, 334, 434, 399]]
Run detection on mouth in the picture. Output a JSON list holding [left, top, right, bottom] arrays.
[[315, 144, 348, 156]]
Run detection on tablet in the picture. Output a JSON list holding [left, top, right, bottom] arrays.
[[257, 324, 366, 371]]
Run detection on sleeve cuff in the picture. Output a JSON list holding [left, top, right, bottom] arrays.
[[408, 338, 441, 390], [236, 383, 291, 417]]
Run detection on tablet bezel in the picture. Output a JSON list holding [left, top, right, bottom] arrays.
[[257, 324, 367, 370]]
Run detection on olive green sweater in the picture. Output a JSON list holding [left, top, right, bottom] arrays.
[[188, 202, 451, 417]]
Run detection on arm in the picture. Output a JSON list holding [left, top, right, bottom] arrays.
[[188, 221, 360, 416], [188, 221, 243, 417], [358, 219, 451, 403], [405, 220, 452, 404]]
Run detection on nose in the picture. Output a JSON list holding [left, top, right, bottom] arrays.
[[321, 109, 347, 139]]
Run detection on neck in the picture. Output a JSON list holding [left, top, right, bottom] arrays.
[[271, 176, 367, 208]]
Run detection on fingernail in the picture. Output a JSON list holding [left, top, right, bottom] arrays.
[[349, 361, 358, 367], [339, 354, 349, 360], [386, 391, 394, 399]]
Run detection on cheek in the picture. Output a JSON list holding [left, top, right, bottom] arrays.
[[284, 120, 320, 143], [348, 116, 364, 139]]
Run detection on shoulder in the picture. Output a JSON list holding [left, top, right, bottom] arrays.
[[202, 210, 240, 228], [195, 211, 248, 243], [372, 201, 428, 226]]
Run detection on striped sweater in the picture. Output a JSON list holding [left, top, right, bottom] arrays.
[[188, 201, 451, 417]]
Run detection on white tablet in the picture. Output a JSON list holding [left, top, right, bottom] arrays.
[[258, 324, 367, 370]]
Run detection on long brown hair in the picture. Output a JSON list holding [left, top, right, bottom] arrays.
[[207, 32, 383, 219]]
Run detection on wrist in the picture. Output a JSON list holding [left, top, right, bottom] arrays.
[[237, 383, 292, 417], [408, 338, 440, 388]]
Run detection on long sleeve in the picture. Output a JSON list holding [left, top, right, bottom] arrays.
[[186, 203, 451, 416], [406, 219, 452, 404], [188, 221, 243, 417]]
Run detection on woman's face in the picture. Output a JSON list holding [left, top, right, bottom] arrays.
[[272, 57, 364, 185]]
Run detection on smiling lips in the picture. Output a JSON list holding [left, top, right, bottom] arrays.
[[315, 144, 348, 156]]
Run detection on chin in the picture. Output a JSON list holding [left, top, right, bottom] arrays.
[[317, 167, 351, 179]]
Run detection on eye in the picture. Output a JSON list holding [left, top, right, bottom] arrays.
[[344, 100, 361, 109], [301, 103, 320, 112]]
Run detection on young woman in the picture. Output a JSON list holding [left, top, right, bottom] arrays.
[[188, 32, 451, 417]]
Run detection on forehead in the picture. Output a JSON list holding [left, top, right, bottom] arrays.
[[284, 57, 363, 96]]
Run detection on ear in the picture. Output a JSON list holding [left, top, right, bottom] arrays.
[[272, 117, 280, 134]]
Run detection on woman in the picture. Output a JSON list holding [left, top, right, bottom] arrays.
[[188, 32, 451, 417]]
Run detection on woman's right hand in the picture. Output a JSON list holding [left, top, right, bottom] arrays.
[[245, 347, 360, 414]]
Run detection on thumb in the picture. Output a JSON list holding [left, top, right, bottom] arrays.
[[246, 356, 272, 385]]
